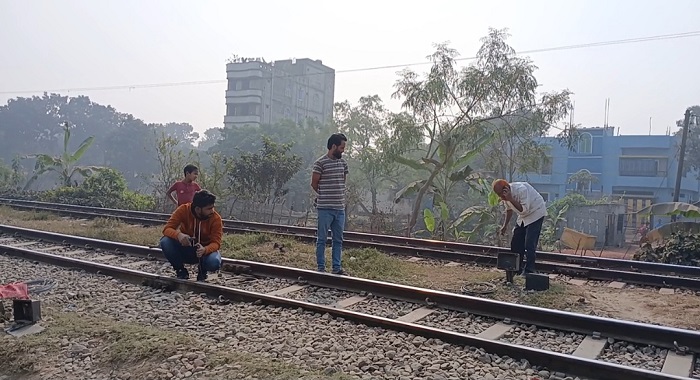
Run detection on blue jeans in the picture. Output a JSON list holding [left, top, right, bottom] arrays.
[[160, 236, 222, 273], [316, 208, 345, 272], [511, 216, 544, 273]]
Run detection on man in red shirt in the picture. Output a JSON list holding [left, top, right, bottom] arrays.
[[166, 164, 202, 207]]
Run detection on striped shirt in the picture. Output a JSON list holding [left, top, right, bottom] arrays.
[[313, 155, 348, 210]]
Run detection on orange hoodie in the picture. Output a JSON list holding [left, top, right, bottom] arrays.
[[162, 203, 223, 255]]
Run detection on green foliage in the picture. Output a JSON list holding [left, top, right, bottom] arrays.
[[537, 194, 613, 249], [637, 202, 700, 218], [228, 136, 303, 209], [335, 95, 404, 215], [40, 168, 155, 211], [389, 29, 572, 236], [195, 151, 234, 201], [567, 169, 599, 193], [23, 122, 102, 190], [152, 131, 196, 210], [423, 208, 436, 233], [635, 231, 700, 266]]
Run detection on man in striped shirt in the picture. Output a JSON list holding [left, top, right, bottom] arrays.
[[311, 133, 349, 275]]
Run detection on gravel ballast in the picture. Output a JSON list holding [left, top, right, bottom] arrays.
[[0, 254, 561, 379], [499, 324, 585, 355], [598, 339, 667, 372]]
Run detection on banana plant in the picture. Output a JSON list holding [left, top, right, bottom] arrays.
[[393, 131, 495, 237], [23, 122, 102, 190]]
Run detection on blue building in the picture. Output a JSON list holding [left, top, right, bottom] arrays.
[[517, 126, 700, 227]]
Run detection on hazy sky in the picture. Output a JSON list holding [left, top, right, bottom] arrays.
[[1, 0, 699, 137]]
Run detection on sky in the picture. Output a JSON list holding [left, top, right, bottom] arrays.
[[1, 0, 699, 138]]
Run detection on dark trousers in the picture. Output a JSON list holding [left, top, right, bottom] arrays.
[[511, 216, 544, 273]]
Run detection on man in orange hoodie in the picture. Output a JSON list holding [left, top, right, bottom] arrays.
[[160, 189, 223, 281]]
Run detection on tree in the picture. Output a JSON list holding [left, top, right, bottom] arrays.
[[390, 29, 572, 236], [22, 122, 101, 190], [676, 105, 700, 177], [0, 93, 167, 187], [567, 169, 599, 194], [151, 131, 196, 211], [194, 151, 234, 207], [157, 122, 200, 148], [334, 95, 402, 215], [479, 113, 555, 181], [228, 136, 303, 222], [198, 127, 223, 151]]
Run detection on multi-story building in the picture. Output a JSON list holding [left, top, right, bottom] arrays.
[[224, 57, 335, 128], [518, 126, 700, 227]]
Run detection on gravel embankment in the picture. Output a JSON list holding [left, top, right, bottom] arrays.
[[0, 254, 562, 379]]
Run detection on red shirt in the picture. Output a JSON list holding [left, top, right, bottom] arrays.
[[167, 181, 201, 205]]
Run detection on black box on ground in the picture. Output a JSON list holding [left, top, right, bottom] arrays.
[[13, 299, 41, 323], [496, 252, 520, 272], [525, 273, 550, 291]]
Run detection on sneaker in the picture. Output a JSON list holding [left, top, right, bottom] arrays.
[[196, 270, 208, 282], [176, 268, 189, 280], [331, 269, 348, 276]]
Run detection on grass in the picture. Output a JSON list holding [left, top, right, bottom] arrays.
[[0, 310, 194, 374], [0, 207, 585, 312], [0, 308, 355, 379]]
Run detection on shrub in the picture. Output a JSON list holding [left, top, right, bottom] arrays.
[[634, 231, 700, 267], [40, 168, 155, 211]]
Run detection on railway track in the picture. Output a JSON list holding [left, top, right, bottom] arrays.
[[1, 198, 700, 292], [0, 225, 698, 379]]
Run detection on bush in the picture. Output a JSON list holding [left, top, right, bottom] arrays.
[[634, 231, 700, 267], [39, 168, 155, 211]]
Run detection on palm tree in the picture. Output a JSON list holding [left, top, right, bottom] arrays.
[[23, 122, 101, 190]]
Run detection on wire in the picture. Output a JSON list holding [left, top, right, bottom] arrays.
[[1, 30, 699, 96], [24, 279, 57, 295]]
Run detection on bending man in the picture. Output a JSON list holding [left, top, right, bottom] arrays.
[[160, 189, 223, 281], [493, 179, 546, 275]]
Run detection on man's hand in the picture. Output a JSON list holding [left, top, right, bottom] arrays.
[[177, 232, 192, 246], [195, 244, 206, 257], [501, 187, 514, 202]]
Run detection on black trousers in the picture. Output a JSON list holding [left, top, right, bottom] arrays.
[[510, 216, 545, 273]]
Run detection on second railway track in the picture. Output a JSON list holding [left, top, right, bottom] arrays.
[[2, 198, 700, 292], [0, 225, 699, 379]]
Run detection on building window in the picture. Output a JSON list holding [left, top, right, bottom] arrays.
[[312, 93, 320, 110], [578, 133, 592, 154], [538, 156, 552, 175], [285, 85, 292, 97], [297, 88, 305, 105], [619, 158, 666, 177]]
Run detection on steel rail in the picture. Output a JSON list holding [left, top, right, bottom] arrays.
[[1, 223, 699, 354], [3, 200, 700, 291], [0, 243, 691, 380], [1, 197, 697, 278]]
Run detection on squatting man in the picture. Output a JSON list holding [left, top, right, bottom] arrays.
[[160, 189, 223, 281], [492, 179, 546, 275]]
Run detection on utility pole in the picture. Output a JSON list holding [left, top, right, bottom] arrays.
[[672, 109, 692, 221]]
